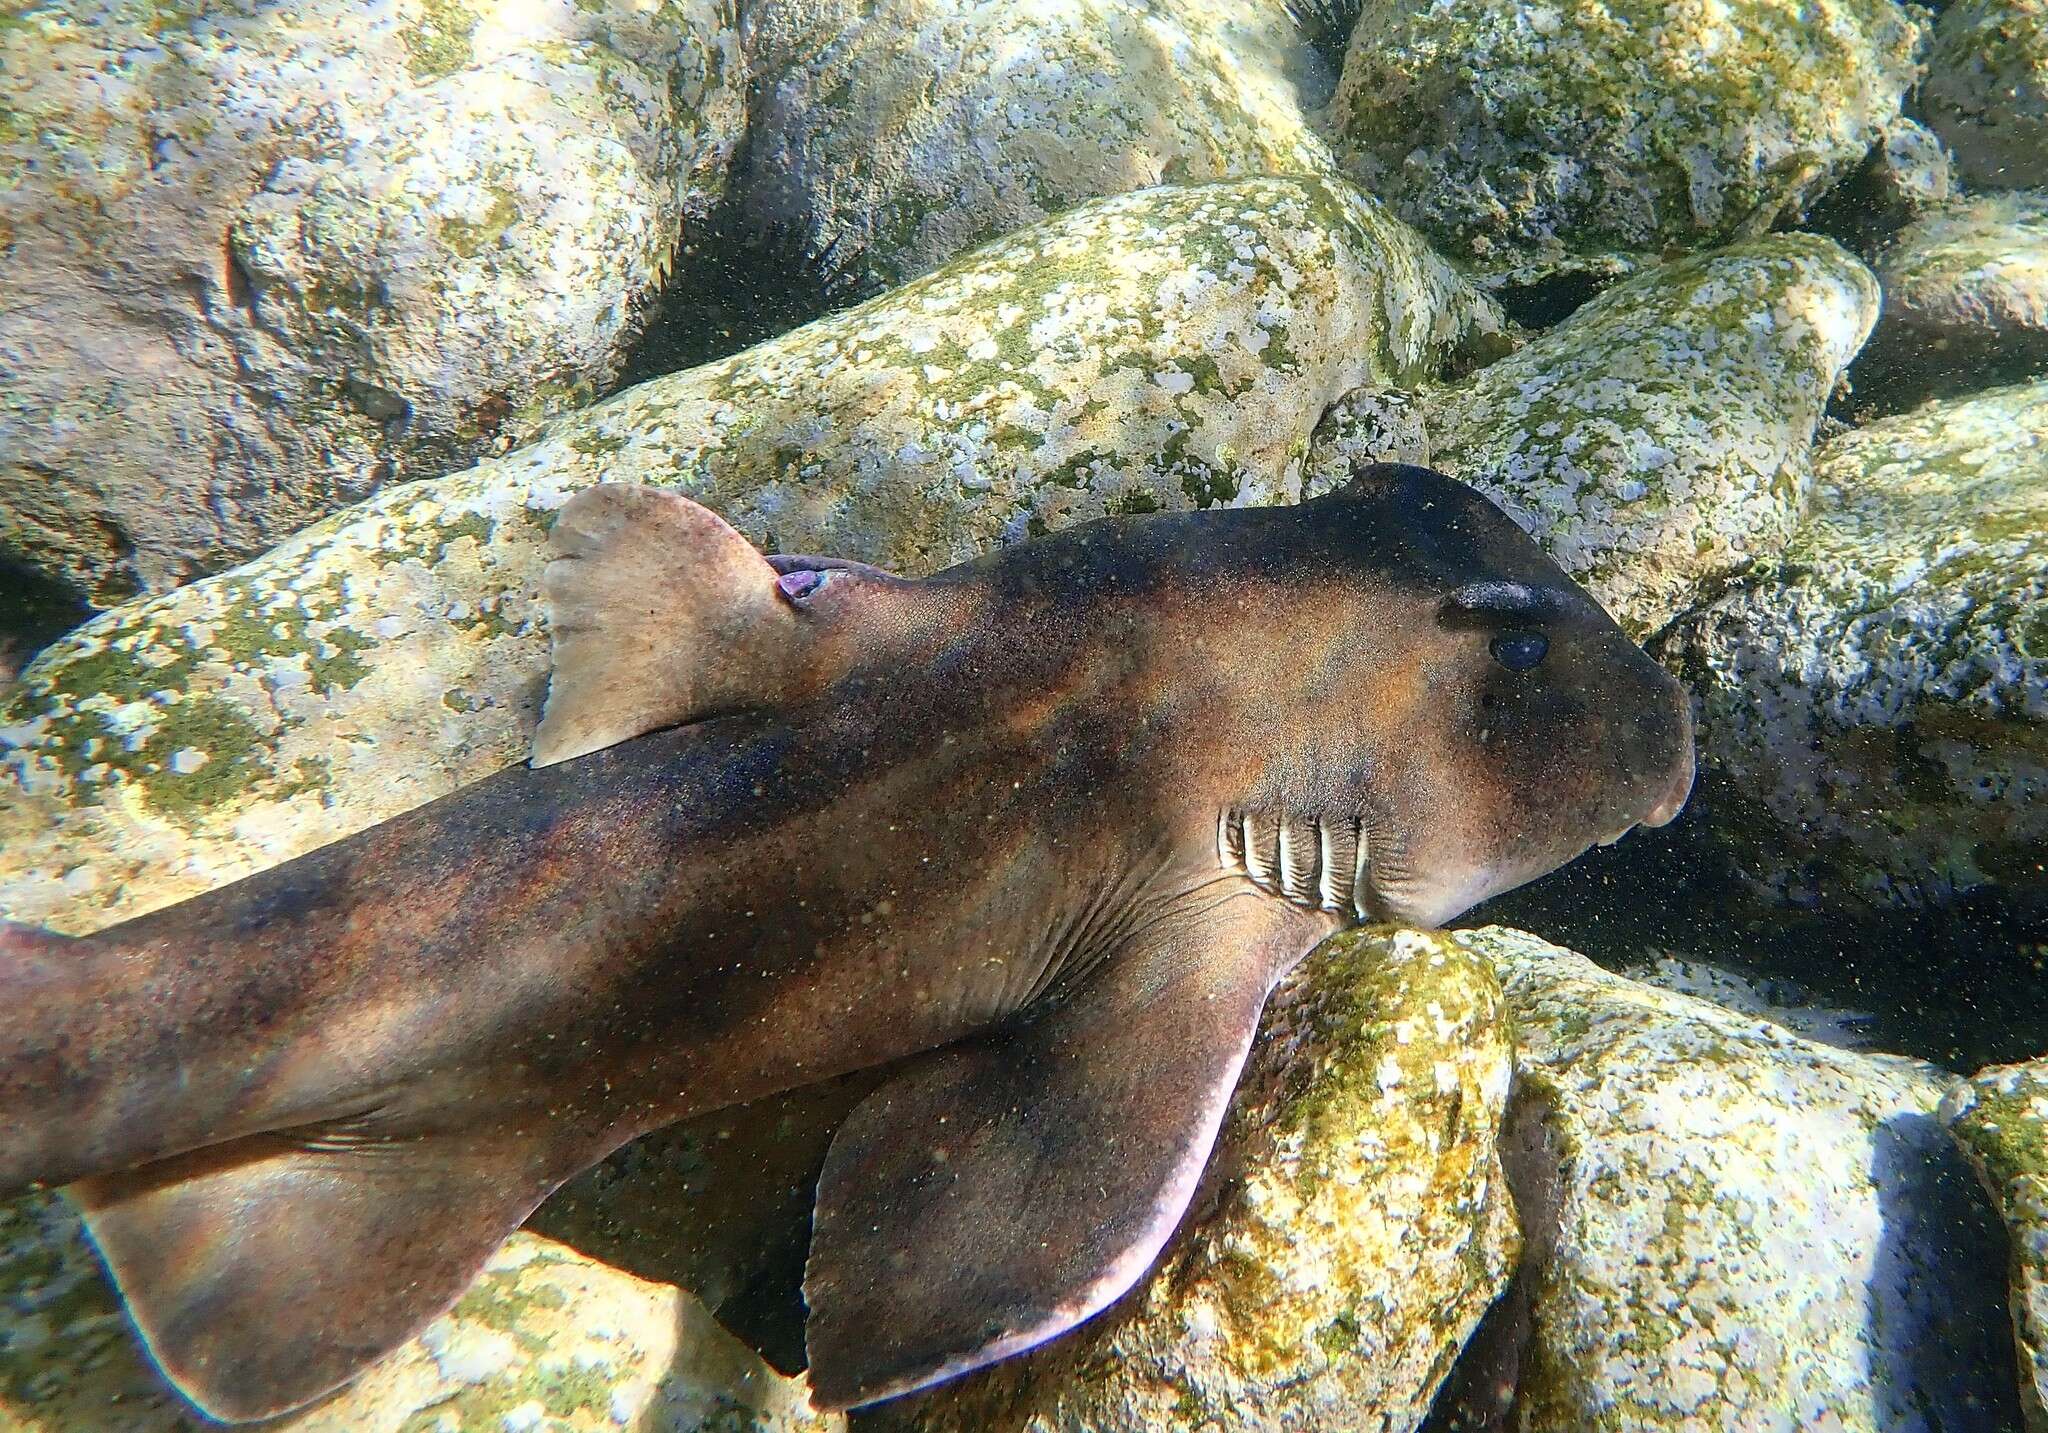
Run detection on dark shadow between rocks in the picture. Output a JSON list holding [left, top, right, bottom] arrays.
[[614, 192, 874, 389], [1865, 1109, 2020, 1428], [527, 1069, 884, 1375], [1420, 1080, 1564, 1433], [1469, 781, 2048, 1073], [0, 550, 93, 686], [1489, 270, 1611, 333]]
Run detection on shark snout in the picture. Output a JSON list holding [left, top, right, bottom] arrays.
[[1641, 682, 1696, 829], [1643, 752, 1694, 828]]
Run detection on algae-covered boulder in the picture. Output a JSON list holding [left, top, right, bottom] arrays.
[[1449, 926, 2016, 1432], [0, 175, 1504, 931], [1301, 386, 1436, 499], [0, 1195, 836, 1432], [863, 928, 1517, 1433], [1675, 380, 2047, 910], [741, 0, 1337, 292], [1859, 190, 2048, 403], [1923, 0, 2048, 190], [1303, 237, 1878, 636], [0, 0, 743, 606], [1943, 1060, 2048, 1433], [1321, 0, 1925, 282]]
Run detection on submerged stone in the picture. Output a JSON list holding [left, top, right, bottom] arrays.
[[1375, 237, 1877, 637], [1857, 190, 2048, 405], [1944, 1060, 2048, 1433], [0, 175, 1503, 931], [1674, 379, 2048, 911], [1445, 926, 2016, 1432], [863, 928, 1517, 1432], [0, 1195, 837, 1432], [1322, 0, 1925, 282], [741, 0, 1338, 293], [1923, 0, 2048, 190], [0, 0, 744, 606]]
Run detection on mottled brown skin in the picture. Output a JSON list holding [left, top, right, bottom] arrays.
[[0, 464, 1692, 1422]]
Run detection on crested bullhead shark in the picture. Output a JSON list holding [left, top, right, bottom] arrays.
[[0, 463, 1694, 1423]]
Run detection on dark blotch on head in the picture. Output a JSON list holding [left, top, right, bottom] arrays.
[[1441, 581, 1568, 624]]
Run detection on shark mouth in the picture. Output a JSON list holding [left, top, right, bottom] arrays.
[[1217, 807, 1372, 919]]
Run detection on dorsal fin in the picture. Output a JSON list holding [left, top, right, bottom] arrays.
[[533, 485, 812, 767]]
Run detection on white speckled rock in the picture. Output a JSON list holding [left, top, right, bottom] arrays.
[[1869, 118, 1957, 214], [741, 0, 1337, 292], [1618, 953, 1881, 1051], [1860, 190, 2048, 401], [0, 1195, 838, 1432], [0, 0, 743, 606], [1396, 236, 1878, 637], [1674, 380, 2047, 910], [1320, 0, 1926, 282], [1923, 0, 2048, 190], [1300, 386, 1437, 499], [1943, 1060, 2048, 1433], [860, 928, 1518, 1433], [1450, 925, 2016, 1433], [0, 175, 1504, 931]]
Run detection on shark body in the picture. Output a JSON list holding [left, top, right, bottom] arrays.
[[0, 464, 1693, 1421]]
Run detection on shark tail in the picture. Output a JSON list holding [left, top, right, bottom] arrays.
[[0, 919, 113, 1190], [1, 919, 583, 1423]]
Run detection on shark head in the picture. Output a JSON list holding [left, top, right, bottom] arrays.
[[1182, 462, 1695, 930]]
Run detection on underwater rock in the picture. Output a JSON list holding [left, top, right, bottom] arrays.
[[1618, 953, 1881, 1051], [0, 1194, 837, 1432], [1410, 236, 1878, 637], [1870, 117, 1957, 214], [1448, 926, 2016, 1432], [1857, 190, 2048, 404], [1944, 1060, 2048, 1433], [0, 0, 743, 606], [0, 175, 1503, 931], [1923, 0, 2048, 190], [1675, 379, 2048, 911], [1321, 0, 1925, 282], [859, 928, 1517, 1433], [1300, 386, 1436, 498], [740, 0, 1337, 293]]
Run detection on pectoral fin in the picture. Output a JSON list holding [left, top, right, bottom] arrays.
[[72, 1122, 581, 1423], [801, 898, 1326, 1409]]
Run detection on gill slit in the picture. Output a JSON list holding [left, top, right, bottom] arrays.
[[1217, 803, 1372, 920]]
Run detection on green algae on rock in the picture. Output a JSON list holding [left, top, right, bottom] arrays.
[[861, 928, 1517, 1433], [1923, 0, 2048, 190], [1674, 380, 2047, 911], [0, 0, 744, 606], [1300, 386, 1437, 499], [1409, 236, 1879, 637], [1321, 0, 1926, 283], [1858, 190, 2048, 404], [0, 1194, 837, 1433], [1449, 926, 2016, 1433], [740, 0, 1339, 293], [0, 175, 1505, 932], [1943, 1061, 2048, 1433]]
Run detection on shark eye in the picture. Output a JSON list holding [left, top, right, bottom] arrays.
[[1490, 631, 1548, 672]]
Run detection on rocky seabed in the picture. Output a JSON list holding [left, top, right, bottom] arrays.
[[1, 0, 2044, 1426]]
